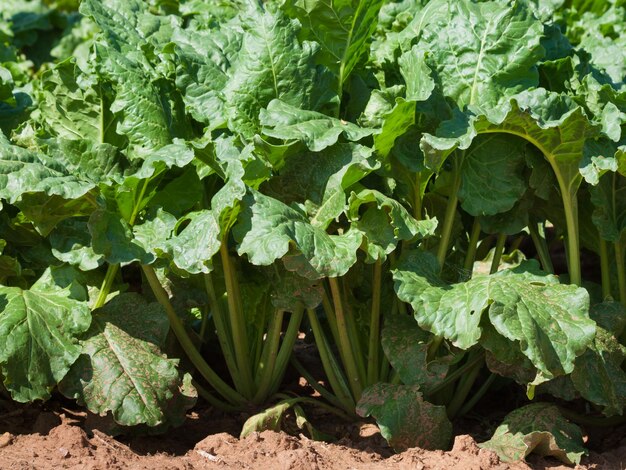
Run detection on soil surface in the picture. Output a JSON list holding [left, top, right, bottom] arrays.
[[1, 401, 626, 470]]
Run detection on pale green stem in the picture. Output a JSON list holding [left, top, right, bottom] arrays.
[[290, 355, 354, 415], [322, 290, 341, 350], [95, 179, 150, 309], [599, 238, 612, 300], [193, 380, 240, 412], [615, 240, 626, 307], [367, 259, 383, 385], [457, 373, 496, 417], [436, 155, 463, 270], [305, 308, 354, 411], [463, 219, 481, 273], [341, 279, 367, 384], [253, 309, 285, 403], [266, 305, 304, 398], [528, 220, 554, 274], [414, 173, 423, 221], [203, 273, 242, 390], [490, 233, 507, 274], [329, 277, 363, 400], [426, 335, 444, 362], [142, 265, 246, 405], [220, 241, 254, 398], [94, 263, 119, 309], [562, 192, 581, 286], [273, 393, 355, 422], [426, 350, 484, 398], [447, 352, 483, 419]]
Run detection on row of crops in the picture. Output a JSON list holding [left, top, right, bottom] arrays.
[[0, 0, 625, 464]]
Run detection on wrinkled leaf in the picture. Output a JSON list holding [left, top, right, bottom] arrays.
[[357, 383, 452, 452], [393, 251, 595, 384], [0, 277, 91, 402], [480, 403, 587, 465], [60, 293, 194, 427]]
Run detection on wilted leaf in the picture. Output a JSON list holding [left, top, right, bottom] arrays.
[[60, 293, 194, 427], [480, 403, 587, 464], [357, 382, 452, 451]]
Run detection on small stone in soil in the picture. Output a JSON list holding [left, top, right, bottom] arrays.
[[0, 432, 13, 448]]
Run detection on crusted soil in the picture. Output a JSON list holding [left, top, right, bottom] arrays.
[[1, 403, 625, 470]]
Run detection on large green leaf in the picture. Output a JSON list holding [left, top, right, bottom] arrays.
[[172, 19, 241, 129], [458, 134, 529, 216], [16, 192, 96, 237], [356, 383, 452, 452], [50, 218, 103, 271], [60, 293, 194, 427], [421, 90, 598, 195], [260, 100, 377, 152], [282, 0, 384, 90], [80, 0, 190, 158], [0, 277, 91, 402], [407, 0, 544, 109], [234, 190, 362, 279], [89, 209, 152, 264], [367, 51, 435, 160], [263, 142, 379, 228], [164, 209, 221, 275], [479, 403, 587, 465], [223, 6, 323, 138], [348, 189, 437, 262], [29, 58, 119, 145], [393, 251, 595, 384], [0, 134, 95, 204], [381, 314, 451, 394]]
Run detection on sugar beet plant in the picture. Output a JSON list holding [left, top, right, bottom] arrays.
[[0, 0, 625, 464]]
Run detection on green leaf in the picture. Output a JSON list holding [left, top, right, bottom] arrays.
[[30, 58, 119, 145], [267, 266, 323, 310], [590, 170, 626, 243], [367, 51, 435, 160], [223, 6, 322, 138], [260, 100, 377, 152], [408, 0, 544, 109], [240, 400, 291, 438], [0, 134, 95, 204], [35, 138, 125, 186], [50, 218, 103, 271], [356, 383, 452, 452], [381, 315, 451, 394], [393, 251, 595, 383], [570, 327, 626, 416], [421, 90, 598, 196], [16, 192, 96, 237], [234, 190, 362, 279], [172, 20, 241, 129], [59, 293, 193, 427], [348, 189, 437, 262], [282, 0, 384, 89], [80, 0, 190, 158], [165, 210, 221, 275], [132, 208, 177, 259], [89, 209, 152, 264], [479, 403, 587, 465], [458, 134, 529, 216], [0, 278, 91, 402], [263, 143, 379, 228]]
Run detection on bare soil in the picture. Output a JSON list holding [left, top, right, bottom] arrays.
[[1, 400, 626, 470]]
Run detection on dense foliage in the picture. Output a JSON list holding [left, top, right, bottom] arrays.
[[0, 0, 625, 464]]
